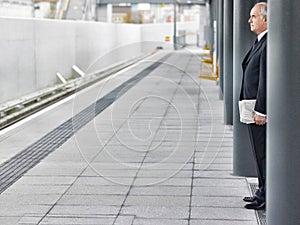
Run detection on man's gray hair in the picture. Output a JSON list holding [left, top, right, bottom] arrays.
[[260, 5, 267, 19], [256, 2, 268, 19]]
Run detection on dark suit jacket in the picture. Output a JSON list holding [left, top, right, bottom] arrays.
[[240, 34, 267, 115]]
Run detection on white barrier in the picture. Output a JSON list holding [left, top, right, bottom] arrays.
[[0, 17, 198, 104]]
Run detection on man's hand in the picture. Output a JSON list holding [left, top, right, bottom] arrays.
[[254, 113, 266, 126]]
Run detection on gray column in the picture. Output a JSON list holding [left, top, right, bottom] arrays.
[[173, 2, 177, 50], [268, 1, 300, 224], [223, 0, 233, 125], [208, 0, 217, 54], [232, 0, 257, 176], [217, 0, 224, 100], [96, 4, 108, 22]]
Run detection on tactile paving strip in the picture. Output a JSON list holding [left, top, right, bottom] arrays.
[[249, 183, 267, 225], [0, 53, 171, 194]]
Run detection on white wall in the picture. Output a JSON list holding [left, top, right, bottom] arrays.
[[141, 21, 198, 48], [34, 19, 77, 88], [0, 17, 199, 104], [0, 18, 142, 104], [85, 23, 142, 73], [0, 4, 32, 18], [0, 17, 36, 103]]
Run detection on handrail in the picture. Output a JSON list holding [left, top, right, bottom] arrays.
[[0, 52, 152, 129]]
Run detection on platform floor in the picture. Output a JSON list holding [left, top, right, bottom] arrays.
[[0, 48, 258, 225]]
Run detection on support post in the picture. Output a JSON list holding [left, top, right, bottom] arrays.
[[268, 1, 300, 224], [173, 1, 177, 50], [232, 0, 257, 176], [208, 0, 216, 54], [217, 0, 224, 100], [223, 0, 233, 125]]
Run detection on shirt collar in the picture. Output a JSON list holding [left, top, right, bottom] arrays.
[[257, 30, 268, 42]]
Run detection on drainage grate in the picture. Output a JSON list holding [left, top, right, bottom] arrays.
[[249, 183, 267, 225], [0, 54, 171, 194]]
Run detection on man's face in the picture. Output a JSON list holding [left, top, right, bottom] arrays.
[[248, 5, 267, 35]]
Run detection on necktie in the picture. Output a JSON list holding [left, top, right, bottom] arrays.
[[252, 38, 259, 51]]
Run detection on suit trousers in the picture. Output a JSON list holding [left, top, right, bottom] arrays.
[[247, 123, 266, 202]]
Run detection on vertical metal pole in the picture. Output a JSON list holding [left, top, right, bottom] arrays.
[[217, 0, 224, 100], [268, 1, 300, 224], [32, 1, 35, 18], [173, 1, 177, 50], [223, 0, 233, 125], [232, 0, 257, 176]]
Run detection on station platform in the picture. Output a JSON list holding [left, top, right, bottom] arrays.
[[0, 48, 259, 225]]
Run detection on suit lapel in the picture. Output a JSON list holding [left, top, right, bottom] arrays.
[[243, 34, 267, 66]]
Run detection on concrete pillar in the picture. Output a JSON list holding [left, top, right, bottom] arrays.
[[232, 0, 257, 176], [96, 4, 108, 22], [223, 0, 233, 125], [268, 1, 300, 224], [173, 2, 177, 50], [208, 0, 217, 54], [217, 0, 224, 100]]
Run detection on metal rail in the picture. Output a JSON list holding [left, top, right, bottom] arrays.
[[0, 53, 151, 130]]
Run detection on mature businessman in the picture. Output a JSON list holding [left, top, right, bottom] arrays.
[[239, 2, 268, 210]]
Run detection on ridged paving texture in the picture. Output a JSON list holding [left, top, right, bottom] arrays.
[[0, 54, 171, 194], [250, 183, 267, 225]]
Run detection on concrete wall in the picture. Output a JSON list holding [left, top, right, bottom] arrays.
[[0, 4, 32, 18], [0, 17, 198, 104], [0, 17, 37, 103], [0, 18, 143, 104], [141, 21, 198, 48]]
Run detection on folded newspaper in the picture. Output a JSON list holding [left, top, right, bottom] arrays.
[[238, 100, 256, 124]]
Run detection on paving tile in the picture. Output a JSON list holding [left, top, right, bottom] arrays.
[[193, 178, 247, 187], [0, 217, 24, 225], [0, 203, 52, 217], [0, 193, 61, 205], [48, 205, 120, 216], [133, 218, 188, 225], [114, 215, 135, 225], [194, 163, 232, 171], [136, 169, 192, 178], [192, 196, 247, 208], [25, 162, 87, 176], [134, 177, 191, 186], [20, 176, 76, 185], [4, 184, 69, 195], [125, 195, 190, 207], [74, 176, 134, 186], [80, 167, 139, 178], [192, 186, 250, 197], [129, 186, 191, 196], [18, 215, 43, 225], [194, 170, 238, 179], [0, 49, 258, 225], [190, 220, 258, 225], [191, 207, 256, 221], [66, 184, 130, 195], [57, 194, 126, 206], [121, 206, 189, 219], [39, 215, 115, 225]]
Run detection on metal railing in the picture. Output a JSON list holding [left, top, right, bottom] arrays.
[[0, 53, 151, 129]]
